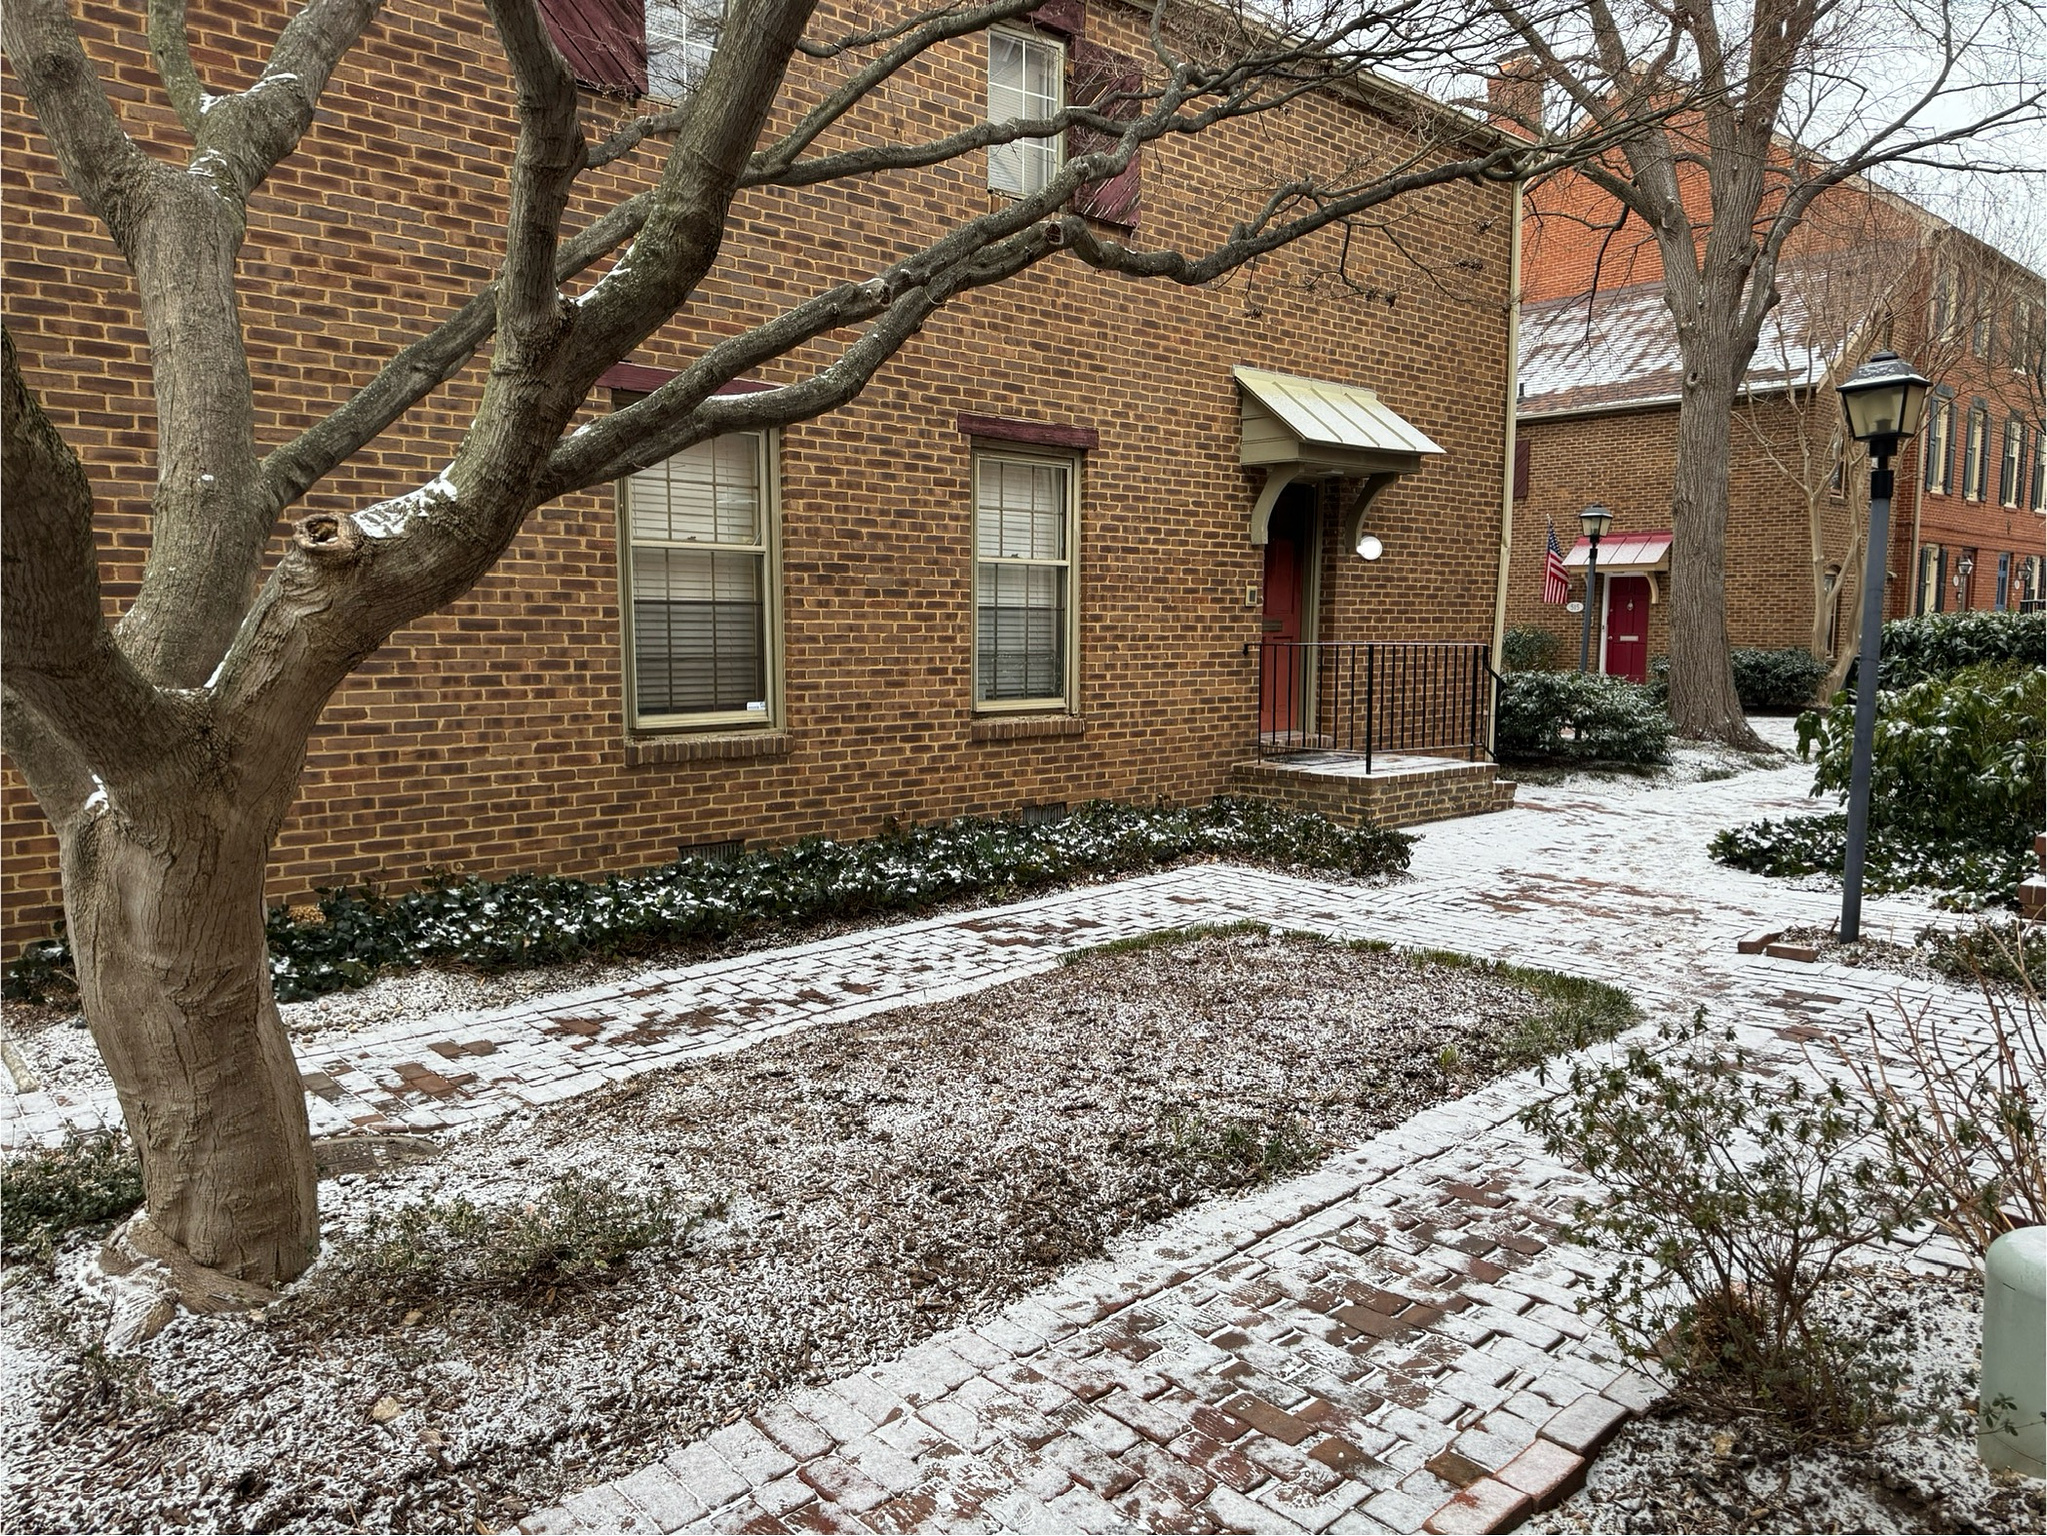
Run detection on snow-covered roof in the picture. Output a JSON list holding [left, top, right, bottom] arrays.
[[1518, 281, 1826, 419]]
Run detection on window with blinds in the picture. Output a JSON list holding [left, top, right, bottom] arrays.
[[988, 29, 1063, 196], [622, 433, 774, 728], [975, 451, 1074, 707]]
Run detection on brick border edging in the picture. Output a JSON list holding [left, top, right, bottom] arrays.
[[1419, 1384, 1644, 1533]]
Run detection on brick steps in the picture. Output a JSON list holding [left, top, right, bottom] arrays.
[[1226, 759, 1516, 832]]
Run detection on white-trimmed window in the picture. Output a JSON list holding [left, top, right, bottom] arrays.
[[1922, 394, 1953, 493], [622, 432, 778, 729], [1963, 404, 1989, 501], [2033, 426, 2047, 513], [974, 449, 1077, 708], [2001, 417, 2024, 507], [647, 0, 722, 100], [988, 29, 1064, 196]]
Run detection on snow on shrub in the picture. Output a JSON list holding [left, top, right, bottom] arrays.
[[1493, 671, 1672, 767], [5, 799, 1414, 1004]]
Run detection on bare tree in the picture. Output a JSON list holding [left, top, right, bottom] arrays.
[[1, 0, 1633, 1288], [1485, 0, 2046, 744], [1737, 229, 1919, 689]]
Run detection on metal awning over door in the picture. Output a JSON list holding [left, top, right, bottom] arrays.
[[1234, 366, 1444, 544]]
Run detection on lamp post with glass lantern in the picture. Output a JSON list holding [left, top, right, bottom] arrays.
[[1836, 351, 1932, 942], [1576, 504, 1613, 673], [1953, 550, 1975, 609]]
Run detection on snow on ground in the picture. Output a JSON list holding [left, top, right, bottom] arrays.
[[1, 932, 1580, 1535]]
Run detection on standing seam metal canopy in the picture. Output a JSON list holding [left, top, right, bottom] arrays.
[[1234, 366, 1445, 545]]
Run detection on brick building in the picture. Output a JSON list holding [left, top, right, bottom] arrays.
[[1503, 164, 2045, 681], [1, 0, 1524, 949]]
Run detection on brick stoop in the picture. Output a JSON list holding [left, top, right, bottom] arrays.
[[2021, 833, 2046, 922], [1226, 757, 1514, 831]]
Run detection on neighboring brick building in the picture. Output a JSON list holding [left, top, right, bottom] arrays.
[[1506, 165, 2045, 681], [1, 0, 1522, 948]]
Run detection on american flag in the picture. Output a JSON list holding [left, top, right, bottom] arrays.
[[1542, 519, 1570, 605]]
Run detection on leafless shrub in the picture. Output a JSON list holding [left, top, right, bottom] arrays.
[[1831, 937, 2046, 1260]]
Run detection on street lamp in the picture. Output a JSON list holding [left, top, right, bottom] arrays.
[[1576, 504, 1613, 673], [1835, 350, 1932, 942], [1953, 551, 1975, 608]]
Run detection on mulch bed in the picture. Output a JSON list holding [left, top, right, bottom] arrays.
[[3, 928, 1583, 1534]]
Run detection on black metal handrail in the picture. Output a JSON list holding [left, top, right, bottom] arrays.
[[1247, 640, 1499, 770]]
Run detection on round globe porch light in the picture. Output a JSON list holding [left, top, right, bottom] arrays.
[[1834, 349, 1931, 944], [1837, 350, 1932, 451], [1355, 531, 1384, 560]]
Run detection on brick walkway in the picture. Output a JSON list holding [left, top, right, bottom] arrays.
[[2, 750, 1995, 1534]]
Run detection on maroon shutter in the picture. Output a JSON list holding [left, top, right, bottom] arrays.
[[1068, 40, 1143, 230], [1026, 0, 1086, 37], [537, 0, 647, 97], [1512, 438, 1530, 499]]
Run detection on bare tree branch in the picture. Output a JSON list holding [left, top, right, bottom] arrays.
[[1, 329, 185, 783], [146, 0, 207, 135]]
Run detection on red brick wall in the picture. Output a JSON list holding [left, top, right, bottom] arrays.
[[1505, 395, 1865, 665], [1, 0, 1516, 949]]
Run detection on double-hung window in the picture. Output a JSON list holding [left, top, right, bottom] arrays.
[[2002, 417, 2024, 507], [974, 450, 1077, 709], [1921, 394, 1953, 493], [622, 433, 777, 729], [988, 29, 1064, 196], [1963, 404, 1989, 501], [646, 0, 722, 99]]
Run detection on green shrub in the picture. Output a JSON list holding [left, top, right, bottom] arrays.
[[1862, 610, 2045, 689], [6, 800, 1414, 1004], [1522, 1011, 1921, 1437], [1798, 663, 2042, 848], [316, 1173, 696, 1307], [1494, 671, 1672, 766], [1, 938, 74, 1005], [1718, 662, 2042, 907], [1, 1131, 144, 1264], [1500, 626, 1565, 673], [1709, 814, 2028, 910], [1731, 648, 1827, 712]]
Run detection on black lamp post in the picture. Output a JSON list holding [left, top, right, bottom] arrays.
[[1953, 551, 1975, 608], [1836, 350, 1932, 942], [1576, 504, 1612, 673]]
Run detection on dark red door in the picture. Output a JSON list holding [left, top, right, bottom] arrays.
[[1260, 499, 1312, 737], [1604, 575, 1650, 683]]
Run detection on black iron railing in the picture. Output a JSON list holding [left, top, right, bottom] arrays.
[[1248, 640, 1499, 769]]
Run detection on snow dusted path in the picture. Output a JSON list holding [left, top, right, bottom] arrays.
[[481, 752, 1976, 1536], [4, 740, 1997, 1534]]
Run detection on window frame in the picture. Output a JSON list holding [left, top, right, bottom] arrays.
[[617, 427, 784, 735], [644, 0, 723, 102], [986, 26, 1066, 198], [2001, 416, 2024, 508], [1963, 403, 1989, 501], [970, 444, 1082, 715], [1922, 393, 1954, 494]]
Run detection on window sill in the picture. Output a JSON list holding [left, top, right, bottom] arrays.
[[970, 714, 1086, 742], [625, 731, 790, 765]]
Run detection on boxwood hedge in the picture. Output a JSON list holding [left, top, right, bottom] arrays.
[[5, 799, 1413, 1004]]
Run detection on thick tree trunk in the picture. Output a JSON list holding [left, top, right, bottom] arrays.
[[1667, 362, 1767, 749], [61, 797, 317, 1285]]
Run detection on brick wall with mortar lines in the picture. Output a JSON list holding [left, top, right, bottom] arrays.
[[0, 0, 1515, 947], [1503, 395, 1864, 664]]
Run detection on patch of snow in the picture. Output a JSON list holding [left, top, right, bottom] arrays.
[[353, 470, 458, 539]]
